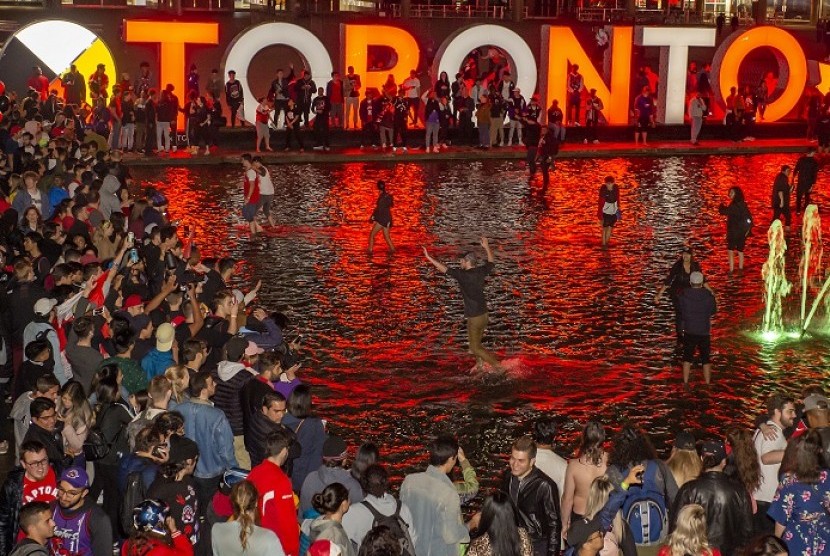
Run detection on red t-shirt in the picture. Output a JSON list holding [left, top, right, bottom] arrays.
[[247, 460, 299, 556], [22, 467, 58, 504]]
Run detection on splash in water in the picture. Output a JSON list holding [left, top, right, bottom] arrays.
[[799, 205, 823, 327], [762, 219, 791, 335]]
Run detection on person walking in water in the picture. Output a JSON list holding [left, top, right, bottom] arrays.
[[597, 176, 620, 248], [654, 246, 702, 350], [423, 238, 503, 373], [368, 180, 394, 254], [718, 186, 752, 272]]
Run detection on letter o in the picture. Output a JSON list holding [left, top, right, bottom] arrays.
[[433, 24, 537, 98], [712, 26, 806, 123], [223, 22, 334, 123]]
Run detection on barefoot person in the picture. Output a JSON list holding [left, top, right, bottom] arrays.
[[368, 180, 394, 254], [423, 238, 503, 372]]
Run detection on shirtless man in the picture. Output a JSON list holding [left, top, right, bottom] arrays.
[[423, 237, 503, 372], [560, 420, 608, 533]]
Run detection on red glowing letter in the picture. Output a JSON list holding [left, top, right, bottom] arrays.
[[342, 24, 420, 96], [124, 20, 219, 126], [712, 26, 806, 123]]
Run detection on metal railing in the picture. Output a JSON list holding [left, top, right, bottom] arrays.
[[389, 2, 507, 17]]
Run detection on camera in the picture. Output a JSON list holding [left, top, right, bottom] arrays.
[[164, 251, 177, 271], [129, 249, 139, 264]]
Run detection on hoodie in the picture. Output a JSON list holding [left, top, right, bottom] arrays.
[[300, 466, 364, 516], [213, 361, 256, 435], [141, 348, 175, 381], [309, 517, 356, 556], [99, 174, 121, 219]]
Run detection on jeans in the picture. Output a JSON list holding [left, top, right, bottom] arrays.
[[109, 121, 121, 150], [156, 121, 171, 152], [478, 123, 490, 147], [690, 116, 703, 142], [120, 123, 135, 151], [425, 121, 440, 149], [379, 125, 393, 147], [507, 120, 523, 144], [345, 97, 359, 129]]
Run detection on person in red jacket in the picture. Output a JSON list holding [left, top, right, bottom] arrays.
[[122, 499, 193, 556], [247, 428, 300, 556], [27, 67, 49, 102]]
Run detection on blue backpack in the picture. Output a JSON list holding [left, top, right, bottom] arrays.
[[621, 461, 668, 545]]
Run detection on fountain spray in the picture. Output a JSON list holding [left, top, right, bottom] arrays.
[[799, 205, 823, 328], [762, 219, 791, 336]]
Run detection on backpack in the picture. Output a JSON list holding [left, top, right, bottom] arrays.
[[361, 499, 416, 556], [120, 471, 147, 537], [83, 404, 124, 461], [9, 542, 49, 556], [621, 461, 668, 545]]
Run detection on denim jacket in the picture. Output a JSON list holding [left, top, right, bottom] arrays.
[[177, 398, 238, 478]]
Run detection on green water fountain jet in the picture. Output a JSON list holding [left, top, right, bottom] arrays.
[[799, 205, 823, 328], [762, 219, 791, 336]]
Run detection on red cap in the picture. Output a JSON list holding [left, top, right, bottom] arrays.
[[123, 294, 144, 310]]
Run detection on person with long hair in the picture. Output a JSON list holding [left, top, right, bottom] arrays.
[[659, 504, 720, 556], [468, 491, 532, 556], [164, 365, 190, 407], [308, 483, 356, 556], [768, 430, 830, 555], [282, 385, 326, 492], [358, 525, 402, 556], [581, 476, 635, 556], [122, 499, 193, 556], [665, 432, 702, 498], [350, 442, 379, 486], [368, 181, 394, 255], [57, 380, 93, 465], [562, 420, 608, 534], [717, 186, 752, 272], [21, 206, 43, 234], [654, 246, 703, 349], [212, 480, 284, 555], [147, 435, 201, 548], [723, 428, 761, 518]]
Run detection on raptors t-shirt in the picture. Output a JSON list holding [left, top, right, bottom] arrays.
[[22, 467, 58, 504]]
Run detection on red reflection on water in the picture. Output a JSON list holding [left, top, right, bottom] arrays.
[[131, 154, 830, 490]]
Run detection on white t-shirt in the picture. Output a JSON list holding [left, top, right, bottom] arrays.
[[753, 420, 786, 503], [534, 448, 567, 497], [259, 168, 275, 196], [403, 77, 420, 99]]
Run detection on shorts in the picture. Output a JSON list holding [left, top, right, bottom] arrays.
[[727, 232, 747, 252], [242, 202, 259, 222], [682, 333, 711, 364], [636, 117, 651, 130], [602, 213, 617, 227]]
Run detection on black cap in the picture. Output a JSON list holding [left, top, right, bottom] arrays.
[[701, 439, 726, 463], [322, 435, 348, 461], [674, 431, 696, 451], [167, 435, 199, 464]]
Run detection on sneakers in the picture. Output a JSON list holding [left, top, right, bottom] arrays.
[[392, 147, 397, 152], [592, 140, 599, 144], [402, 147, 408, 153], [584, 138, 588, 144]]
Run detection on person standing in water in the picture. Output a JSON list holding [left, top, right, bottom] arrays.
[[423, 238, 503, 372], [655, 247, 702, 351], [368, 180, 394, 254], [597, 176, 620, 248], [718, 186, 752, 272]]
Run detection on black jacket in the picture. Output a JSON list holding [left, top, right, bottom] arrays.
[[500, 467, 561, 556], [23, 423, 71, 475], [243, 411, 301, 472], [0, 468, 25, 556], [671, 471, 752, 556]]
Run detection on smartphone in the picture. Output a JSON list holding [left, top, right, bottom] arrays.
[[294, 334, 303, 344], [127, 231, 134, 243], [151, 445, 166, 459], [129, 249, 139, 264]]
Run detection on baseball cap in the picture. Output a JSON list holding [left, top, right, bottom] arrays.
[[322, 436, 348, 462], [674, 431, 696, 451], [804, 393, 830, 412], [167, 435, 199, 464], [155, 323, 175, 352], [80, 253, 100, 266], [129, 313, 152, 334], [245, 341, 264, 357], [701, 439, 726, 463], [123, 294, 145, 310], [34, 298, 57, 316], [309, 540, 342, 556], [151, 193, 168, 207], [690, 271, 704, 285], [225, 336, 249, 361], [59, 466, 90, 489]]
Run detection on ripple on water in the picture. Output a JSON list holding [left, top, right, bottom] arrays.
[[132, 154, 830, 491]]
